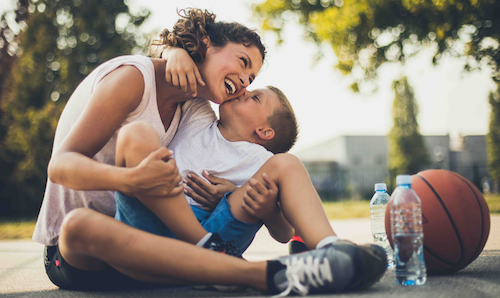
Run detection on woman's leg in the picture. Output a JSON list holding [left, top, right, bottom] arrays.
[[228, 153, 336, 249], [58, 208, 268, 289], [115, 121, 207, 244], [59, 208, 387, 295]]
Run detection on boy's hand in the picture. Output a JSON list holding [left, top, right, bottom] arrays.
[[242, 173, 280, 222], [161, 47, 205, 97], [184, 170, 237, 211]]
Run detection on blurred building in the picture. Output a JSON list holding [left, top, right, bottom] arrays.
[[295, 135, 488, 200]]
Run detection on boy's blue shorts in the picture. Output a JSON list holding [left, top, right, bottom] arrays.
[[115, 192, 262, 255]]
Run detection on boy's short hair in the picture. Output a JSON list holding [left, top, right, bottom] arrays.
[[263, 86, 299, 154]]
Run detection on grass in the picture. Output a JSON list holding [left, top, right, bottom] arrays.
[[485, 193, 500, 213], [322, 193, 500, 220], [0, 201, 372, 240], [0, 218, 37, 240], [0, 202, 370, 240], [322, 200, 371, 220], [0, 194, 498, 240]]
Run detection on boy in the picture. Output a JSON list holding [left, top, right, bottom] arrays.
[[116, 87, 337, 256], [113, 86, 387, 293], [115, 86, 302, 254]]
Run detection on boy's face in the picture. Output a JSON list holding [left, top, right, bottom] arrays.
[[219, 88, 280, 140]]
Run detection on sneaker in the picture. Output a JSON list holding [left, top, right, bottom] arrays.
[[270, 240, 387, 296], [193, 233, 247, 292], [203, 233, 241, 257], [288, 236, 308, 254]]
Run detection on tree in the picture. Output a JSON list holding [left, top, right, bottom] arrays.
[[252, 0, 500, 91], [487, 83, 500, 192], [0, 1, 30, 105], [254, 0, 500, 189], [0, 0, 31, 216], [0, 0, 149, 216], [387, 76, 429, 189]]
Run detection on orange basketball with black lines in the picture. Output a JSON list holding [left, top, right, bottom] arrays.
[[385, 169, 490, 274]]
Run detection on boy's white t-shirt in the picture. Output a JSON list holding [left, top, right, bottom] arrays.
[[169, 98, 274, 207], [32, 55, 182, 246]]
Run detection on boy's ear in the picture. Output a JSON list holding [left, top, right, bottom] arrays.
[[256, 127, 275, 141]]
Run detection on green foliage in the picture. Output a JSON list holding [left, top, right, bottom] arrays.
[[0, 1, 29, 105], [253, 0, 500, 89], [387, 76, 429, 188], [487, 83, 500, 185], [0, 0, 150, 216]]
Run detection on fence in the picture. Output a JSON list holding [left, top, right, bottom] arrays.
[[303, 161, 489, 201]]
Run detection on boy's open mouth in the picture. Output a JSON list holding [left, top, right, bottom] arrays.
[[225, 78, 236, 95]]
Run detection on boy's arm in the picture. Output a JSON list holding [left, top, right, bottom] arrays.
[[161, 47, 205, 97], [242, 174, 295, 243], [184, 170, 238, 211]]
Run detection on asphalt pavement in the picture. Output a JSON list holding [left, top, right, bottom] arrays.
[[1, 217, 499, 298]]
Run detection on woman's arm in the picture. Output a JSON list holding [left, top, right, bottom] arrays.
[[48, 66, 180, 197]]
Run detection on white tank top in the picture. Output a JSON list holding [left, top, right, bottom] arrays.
[[32, 55, 181, 246]]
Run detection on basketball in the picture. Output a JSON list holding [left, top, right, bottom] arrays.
[[384, 169, 490, 274]]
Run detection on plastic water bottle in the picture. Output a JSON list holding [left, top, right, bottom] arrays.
[[370, 183, 395, 267], [390, 175, 427, 286]]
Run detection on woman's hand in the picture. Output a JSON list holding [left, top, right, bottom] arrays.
[[126, 147, 184, 198], [161, 47, 205, 97], [184, 170, 237, 210], [241, 173, 280, 222]]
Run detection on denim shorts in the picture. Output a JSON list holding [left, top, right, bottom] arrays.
[[115, 192, 263, 255]]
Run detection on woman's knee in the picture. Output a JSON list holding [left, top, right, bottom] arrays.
[[59, 208, 100, 252]]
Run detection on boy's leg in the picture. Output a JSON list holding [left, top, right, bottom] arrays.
[[58, 208, 268, 289], [196, 194, 263, 255], [228, 153, 336, 249], [115, 121, 207, 244]]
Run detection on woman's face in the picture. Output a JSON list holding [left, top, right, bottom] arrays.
[[197, 42, 263, 104]]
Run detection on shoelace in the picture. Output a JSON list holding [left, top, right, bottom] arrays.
[[274, 255, 333, 297]]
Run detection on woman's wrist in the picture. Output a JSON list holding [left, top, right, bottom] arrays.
[[119, 166, 143, 195]]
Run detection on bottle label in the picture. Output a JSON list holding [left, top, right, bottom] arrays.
[[391, 207, 423, 235]]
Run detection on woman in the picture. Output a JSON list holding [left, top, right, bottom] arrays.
[[34, 8, 385, 295], [34, 8, 264, 246]]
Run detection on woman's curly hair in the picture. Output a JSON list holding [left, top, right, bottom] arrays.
[[150, 8, 266, 62]]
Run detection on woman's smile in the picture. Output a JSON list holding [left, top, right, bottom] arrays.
[[224, 78, 237, 95]]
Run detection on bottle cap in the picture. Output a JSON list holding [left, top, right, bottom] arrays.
[[374, 183, 387, 191], [396, 175, 412, 185]]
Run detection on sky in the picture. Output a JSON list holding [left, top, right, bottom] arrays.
[[1, 0, 495, 153]]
